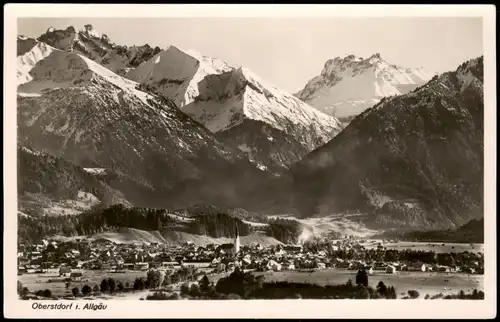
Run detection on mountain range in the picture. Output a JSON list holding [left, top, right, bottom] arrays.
[[16, 24, 484, 242], [295, 53, 435, 123], [286, 57, 483, 230]]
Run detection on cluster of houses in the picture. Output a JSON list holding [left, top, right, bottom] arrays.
[[17, 237, 484, 279]]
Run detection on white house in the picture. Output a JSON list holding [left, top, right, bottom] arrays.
[[406, 263, 427, 272], [386, 265, 396, 274], [267, 260, 282, 271]]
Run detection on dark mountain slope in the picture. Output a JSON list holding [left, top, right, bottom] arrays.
[[286, 57, 483, 230]]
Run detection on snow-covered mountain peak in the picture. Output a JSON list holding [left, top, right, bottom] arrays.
[[183, 65, 342, 136], [182, 65, 343, 172], [126, 46, 234, 107], [17, 41, 57, 85], [296, 54, 435, 120], [16, 45, 154, 106]]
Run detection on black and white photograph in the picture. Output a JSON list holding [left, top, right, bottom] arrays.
[[3, 4, 496, 319]]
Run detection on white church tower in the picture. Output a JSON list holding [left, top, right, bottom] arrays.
[[234, 224, 240, 255]]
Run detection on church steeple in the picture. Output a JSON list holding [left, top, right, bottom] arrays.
[[234, 223, 240, 255]]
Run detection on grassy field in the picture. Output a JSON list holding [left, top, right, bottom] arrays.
[[361, 241, 484, 253], [253, 269, 483, 297], [19, 269, 148, 297], [19, 268, 227, 300]]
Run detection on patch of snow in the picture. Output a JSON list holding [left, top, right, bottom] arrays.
[[241, 220, 268, 227], [83, 167, 107, 175], [237, 144, 253, 154], [256, 163, 268, 171], [18, 211, 32, 218], [17, 42, 56, 85], [17, 92, 42, 97], [20, 146, 41, 156]]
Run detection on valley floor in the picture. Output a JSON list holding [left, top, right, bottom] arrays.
[[18, 269, 231, 300], [19, 267, 483, 300], [253, 268, 483, 297]]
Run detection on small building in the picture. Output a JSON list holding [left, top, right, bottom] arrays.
[[70, 272, 83, 281], [123, 263, 135, 270], [59, 266, 72, 277], [267, 260, 282, 271], [374, 262, 387, 270], [242, 258, 252, 267], [134, 262, 149, 271], [385, 265, 396, 274], [407, 263, 427, 272], [317, 262, 326, 270]]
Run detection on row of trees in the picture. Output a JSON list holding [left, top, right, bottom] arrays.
[[17, 146, 99, 201], [392, 217, 484, 244], [211, 268, 398, 300], [188, 213, 251, 238], [294, 238, 483, 268], [19, 203, 307, 245], [265, 218, 303, 244]]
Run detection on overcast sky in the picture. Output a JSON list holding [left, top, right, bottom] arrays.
[[18, 17, 483, 93]]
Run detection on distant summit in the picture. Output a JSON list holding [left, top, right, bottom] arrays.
[[36, 25, 161, 76], [287, 57, 483, 229], [126, 45, 234, 107], [295, 53, 436, 122]]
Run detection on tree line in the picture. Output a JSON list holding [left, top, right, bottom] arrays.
[[18, 204, 304, 244]]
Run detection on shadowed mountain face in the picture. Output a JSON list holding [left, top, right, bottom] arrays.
[[16, 45, 272, 211], [284, 57, 483, 230]]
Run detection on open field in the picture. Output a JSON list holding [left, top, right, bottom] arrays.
[[253, 269, 483, 297], [19, 269, 149, 297], [19, 269, 230, 300], [51, 229, 282, 246], [269, 214, 382, 238], [361, 240, 484, 253]]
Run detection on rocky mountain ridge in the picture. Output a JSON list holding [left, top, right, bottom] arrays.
[[295, 53, 435, 122], [16, 41, 272, 210], [285, 56, 483, 230]]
